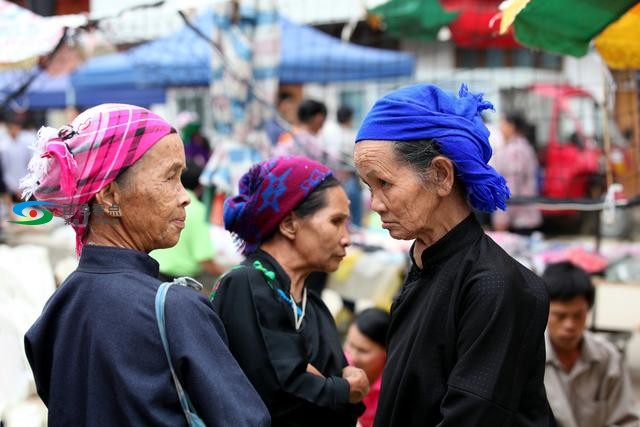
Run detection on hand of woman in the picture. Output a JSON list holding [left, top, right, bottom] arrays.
[[306, 363, 325, 378], [342, 366, 370, 403]]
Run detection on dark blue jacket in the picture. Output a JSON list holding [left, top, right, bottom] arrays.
[[25, 245, 270, 427]]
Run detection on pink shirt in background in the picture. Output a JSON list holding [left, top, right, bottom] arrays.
[[345, 353, 383, 427], [492, 135, 542, 230]]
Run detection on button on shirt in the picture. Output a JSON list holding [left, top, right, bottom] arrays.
[[544, 331, 640, 427]]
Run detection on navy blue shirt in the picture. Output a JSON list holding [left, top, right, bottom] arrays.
[[25, 245, 270, 427]]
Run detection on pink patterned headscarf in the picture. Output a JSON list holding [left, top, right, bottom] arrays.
[[20, 104, 175, 255]]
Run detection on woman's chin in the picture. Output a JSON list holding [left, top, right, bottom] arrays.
[[386, 228, 412, 241]]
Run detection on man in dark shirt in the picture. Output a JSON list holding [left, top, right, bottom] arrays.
[[354, 83, 554, 426]]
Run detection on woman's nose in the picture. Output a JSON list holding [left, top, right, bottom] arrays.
[[177, 184, 191, 207], [370, 192, 386, 213], [341, 226, 351, 247]]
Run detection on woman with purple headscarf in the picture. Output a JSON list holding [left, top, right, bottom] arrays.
[[21, 104, 269, 426], [210, 156, 368, 426], [353, 84, 554, 426]]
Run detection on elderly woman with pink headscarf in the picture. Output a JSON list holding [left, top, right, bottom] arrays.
[[21, 104, 269, 426]]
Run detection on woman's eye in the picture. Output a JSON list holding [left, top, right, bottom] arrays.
[[380, 179, 390, 188]]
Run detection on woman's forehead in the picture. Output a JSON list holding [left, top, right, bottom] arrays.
[[355, 141, 396, 165], [320, 186, 350, 213], [140, 135, 184, 164]]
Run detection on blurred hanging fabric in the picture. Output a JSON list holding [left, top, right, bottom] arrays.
[[499, 0, 638, 57], [205, 0, 279, 195], [0, 0, 86, 71], [369, 0, 458, 41], [441, 0, 520, 48], [595, 3, 640, 70]]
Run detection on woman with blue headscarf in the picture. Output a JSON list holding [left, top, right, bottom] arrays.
[[354, 84, 554, 426]]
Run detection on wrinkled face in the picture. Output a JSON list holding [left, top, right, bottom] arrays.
[[547, 296, 590, 353], [344, 324, 387, 384], [292, 185, 351, 272], [354, 140, 438, 241], [117, 134, 190, 252]]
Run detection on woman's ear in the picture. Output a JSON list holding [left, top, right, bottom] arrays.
[[278, 212, 298, 240], [431, 156, 455, 197], [94, 182, 120, 211]]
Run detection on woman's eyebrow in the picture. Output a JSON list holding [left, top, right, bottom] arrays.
[[167, 161, 183, 172]]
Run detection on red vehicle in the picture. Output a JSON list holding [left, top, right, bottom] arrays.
[[500, 83, 630, 231]]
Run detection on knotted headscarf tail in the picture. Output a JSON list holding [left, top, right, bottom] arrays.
[[20, 104, 175, 255], [224, 156, 333, 255], [355, 83, 511, 212]]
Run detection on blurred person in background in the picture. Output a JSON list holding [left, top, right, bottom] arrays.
[[275, 99, 328, 162], [211, 156, 368, 426], [0, 146, 7, 241], [354, 84, 553, 426], [265, 90, 299, 145], [491, 113, 542, 234], [323, 105, 363, 227], [151, 160, 226, 295], [543, 261, 640, 427], [21, 104, 269, 426], [323, 105, 357, 164], [177, 111, 211, 168], [0, 113, 34, 202], [184, 128, 211, 169], [343, 308, 389, 427]]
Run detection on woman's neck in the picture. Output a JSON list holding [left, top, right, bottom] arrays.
[[413, 198, 471, 268], [85, 223, 146, 253], [260, 243, 309, 302]]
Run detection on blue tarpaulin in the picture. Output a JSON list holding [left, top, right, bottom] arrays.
[[0, 70, 67, 109], [2, 12, 414, 109], [71, 11, 415, 89], [0, 69, 166, 109]]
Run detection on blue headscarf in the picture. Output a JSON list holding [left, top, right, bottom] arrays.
[[356, 84, 510, 212]]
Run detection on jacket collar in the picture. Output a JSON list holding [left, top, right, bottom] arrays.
[[545, 331, 604, 370], [411, 213, 484, 270], [77, 244, 160, 278], [246, 248, 292, 293]]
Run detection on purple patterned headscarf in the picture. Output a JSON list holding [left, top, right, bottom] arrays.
[[224, 156, 333, 254]]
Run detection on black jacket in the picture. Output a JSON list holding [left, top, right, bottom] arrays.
[[25, 245, 269, 427], [211, 249, 364, 427], [375, 215, 555, 426]]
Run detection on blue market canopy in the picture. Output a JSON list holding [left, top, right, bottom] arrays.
[[71, 11, 415, 90], [0, 70, 67, 109], [279, 19, 415, 83], [0, 69, 165, 109]]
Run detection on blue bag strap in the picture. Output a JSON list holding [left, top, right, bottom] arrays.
[[155, 280, 205, 427]]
